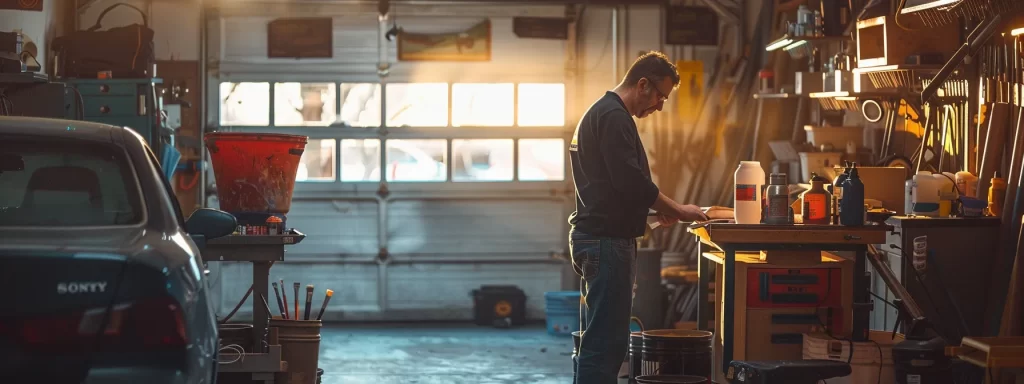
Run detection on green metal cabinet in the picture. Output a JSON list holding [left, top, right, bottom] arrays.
[[66, 78, 164, 150]]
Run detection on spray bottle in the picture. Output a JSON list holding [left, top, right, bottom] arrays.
[[840, 163, 865, 226]]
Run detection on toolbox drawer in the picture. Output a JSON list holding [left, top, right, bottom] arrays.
[[83, 96, 143, 117], [746, 268, 842, 308], [745, 308, 825, 361], [73, 82, 140, 96]]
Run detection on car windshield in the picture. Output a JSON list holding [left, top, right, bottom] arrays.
[[0, 136, 144, 226]]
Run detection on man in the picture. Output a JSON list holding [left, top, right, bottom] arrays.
[[569, 51, 708, 384]]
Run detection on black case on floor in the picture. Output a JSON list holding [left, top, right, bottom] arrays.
[[728, 360, 851, 384], [471, 285, 527, 327]]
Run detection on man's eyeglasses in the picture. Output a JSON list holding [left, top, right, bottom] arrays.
[[644, 77, 670, 101]]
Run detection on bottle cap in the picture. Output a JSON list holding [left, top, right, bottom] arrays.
[[770, 173, 788, 185]]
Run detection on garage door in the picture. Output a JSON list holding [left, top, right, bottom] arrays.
[[207, 3, 575, 321]]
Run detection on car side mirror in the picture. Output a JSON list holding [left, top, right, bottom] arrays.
[[185, 208, 237, 240]]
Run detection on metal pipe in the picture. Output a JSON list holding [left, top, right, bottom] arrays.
[[198, 0, 208, 208], [611, 6, 618, 83]]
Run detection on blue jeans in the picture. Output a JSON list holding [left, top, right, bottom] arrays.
[[570, 229, 637, 384]]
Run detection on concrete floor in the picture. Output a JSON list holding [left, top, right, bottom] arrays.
[[318, 322, 627, 384]]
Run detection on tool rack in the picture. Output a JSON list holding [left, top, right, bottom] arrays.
[[202, 229, 306, 383], [687, 223, 888, 375]]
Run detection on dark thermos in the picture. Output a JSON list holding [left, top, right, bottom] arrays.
[[839, 163, 865, 226]]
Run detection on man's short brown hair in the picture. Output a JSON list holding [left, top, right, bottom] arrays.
[[623, 51, 680, 90]]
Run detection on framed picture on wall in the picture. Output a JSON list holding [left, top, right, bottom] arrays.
[[398, 19, 491, 62]]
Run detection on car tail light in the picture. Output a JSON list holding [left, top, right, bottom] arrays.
[[3, 296, 186, 353]]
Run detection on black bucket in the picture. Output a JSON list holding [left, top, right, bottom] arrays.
[[635, 375, 707, 384], [629, 331, 644, 382], [218, 323, 253, 352], [641, 329, 713, 381]]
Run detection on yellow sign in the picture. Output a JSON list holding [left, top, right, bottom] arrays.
[[676, 60, 705, 124]]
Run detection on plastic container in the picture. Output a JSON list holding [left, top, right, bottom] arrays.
[[988, 173, 1006, 215], [839, 165, 865, 226], [802, 173, 833, 224], [933, 172, 957, 217], [799, 152, 842, 183], [269, 318, 322, 384], [912, 171, 940, 217], [204, 133, 308, 214], [765, 173, 791, 224], [955, 171, 979, 198], [544, 291, 581, 336], [804, 126, 864, 149], [803, 331, 899, 384], [734, 161, 766, 224], [641, 329, 713, 381]]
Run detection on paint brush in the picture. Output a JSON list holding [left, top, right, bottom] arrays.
[[272, 282, 286, 319], [304, 284, 314, 320], [316, 289, 334, 321], [280, 279, 289, 319], [293, 282, 300, 321], [258, 293, 273, 321]]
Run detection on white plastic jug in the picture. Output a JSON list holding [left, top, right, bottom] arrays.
[[912, 171, 940, 217], [734, 161, 766, 224]]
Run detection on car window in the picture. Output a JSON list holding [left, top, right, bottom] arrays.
[[144, 146, 186, 228], [0, 136, 144, 226]]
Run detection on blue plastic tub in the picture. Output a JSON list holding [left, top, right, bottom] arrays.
[[545, 291, 581, 336]]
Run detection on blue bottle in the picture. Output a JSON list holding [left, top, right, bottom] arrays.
[[839, 163, 865, 226]]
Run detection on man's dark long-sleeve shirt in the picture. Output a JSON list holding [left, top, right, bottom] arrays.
[[568, 92, 660, 239]]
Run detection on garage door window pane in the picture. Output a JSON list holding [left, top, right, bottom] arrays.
[[519, 139, 564, 181], [340, 83, 382, 128], [340, 139, 381, 182], [296, 139, 336, 182], [518, 83, 565, 127], [274, 83, 337, 126], [452, 139, 513, 182], [386, 83, 448, 127], [452, 83, 514, 127], [220, 82, 269, 126], [385, 139, 447, 182]]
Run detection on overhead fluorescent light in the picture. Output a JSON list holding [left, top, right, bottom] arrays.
[[784, 40, 810, 51], [1012, 28, 1024, 37], [766, 36, 794, 51]]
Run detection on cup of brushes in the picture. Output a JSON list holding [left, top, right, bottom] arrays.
[[272, 280, 333, 321]]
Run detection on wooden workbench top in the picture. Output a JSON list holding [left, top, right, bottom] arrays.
[[688, 222, 889, 248], [701, 251, 849, 266]]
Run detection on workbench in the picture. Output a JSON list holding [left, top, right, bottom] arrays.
[[688, 223, 887, 374], [202, 229, 306, 383]]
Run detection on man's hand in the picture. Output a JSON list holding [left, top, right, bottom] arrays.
[[656, 212, 680, 227], [675, 204, 709, 222]]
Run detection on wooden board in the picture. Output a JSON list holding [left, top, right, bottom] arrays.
[[690, 223, 888, 247]]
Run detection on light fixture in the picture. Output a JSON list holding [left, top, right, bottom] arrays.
[[766, 35, 794, 52], [1012, 28, 1024, 37], [783, 40, 809, 51]]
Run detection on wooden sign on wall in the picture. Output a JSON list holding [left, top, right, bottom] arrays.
[[267, 17, 333, 59], [665, 6, 719, 46], [513, 17, 569, 40]]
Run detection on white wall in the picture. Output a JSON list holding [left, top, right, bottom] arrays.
[[0, 0, 66, 74], [78, 0, 201, 60]]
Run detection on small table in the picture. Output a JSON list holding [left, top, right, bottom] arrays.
[[687, 223, 887, 374], [202, 230, 307, 384]]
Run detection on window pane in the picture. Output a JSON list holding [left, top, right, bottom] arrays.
[[452, 139, 513, 182], [385, 139, 447, 182], [340, 83, 382, 127], [0, 136, 144, 226], [340, 139, 381, 182], [296, 139, 336, 182], [385, 83, 448, 127], [518, 139, 565, 181], [518, 83, 565, 126], [452, 83, 514, 127], [274, 83, 337, 126], [220, 82, 270, 126]]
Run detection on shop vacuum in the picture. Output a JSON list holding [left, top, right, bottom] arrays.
[[867, 245, 957, 384]]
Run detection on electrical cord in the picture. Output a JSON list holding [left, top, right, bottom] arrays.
[[218, 344, 246, 364]]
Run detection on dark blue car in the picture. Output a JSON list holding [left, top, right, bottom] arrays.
[[0, 116, 236, 384]]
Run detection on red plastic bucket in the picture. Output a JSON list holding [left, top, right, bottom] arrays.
[[204, 132, 307, 214]]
